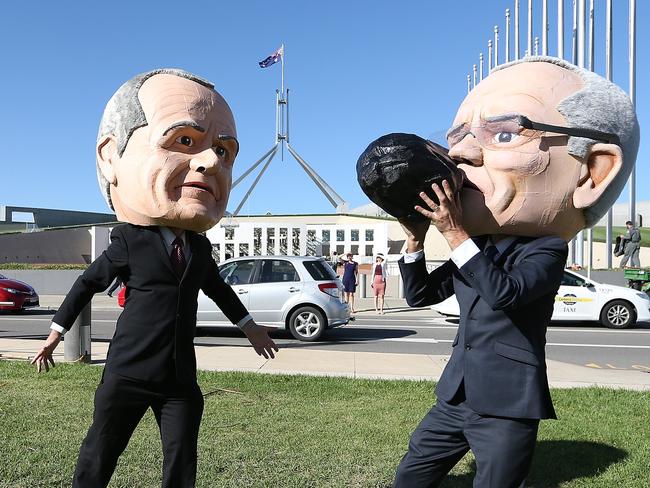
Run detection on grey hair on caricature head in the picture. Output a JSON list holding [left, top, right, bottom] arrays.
[[96, 68, 215, 210], [493, 56, 640, 227]]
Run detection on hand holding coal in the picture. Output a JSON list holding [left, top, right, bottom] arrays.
[[356, 133, 465, 222]]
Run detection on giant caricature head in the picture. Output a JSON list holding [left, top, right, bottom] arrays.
[[96, 68, 238, 232], [449, 56, 639, 240]]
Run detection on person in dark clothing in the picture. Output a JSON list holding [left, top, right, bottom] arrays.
[[619, 220, 641, 268], [106, 277, 121, 297], [31, 69, 277, 488], [392, 56, 639, 488]]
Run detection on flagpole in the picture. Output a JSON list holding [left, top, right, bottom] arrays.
[[281, 43, 285, 97]]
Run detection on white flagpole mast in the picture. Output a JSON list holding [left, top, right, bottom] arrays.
[[281, 43, 285, 97]]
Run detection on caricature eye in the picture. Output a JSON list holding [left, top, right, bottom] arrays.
[[214, 146, 227, 157], [493, 132, 518, 144], [176, 135, 194, 147]]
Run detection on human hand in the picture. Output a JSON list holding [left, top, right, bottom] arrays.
[[242, 322, 279, 359], [31, 330, 62, 373], [414, 180, 469, 251]]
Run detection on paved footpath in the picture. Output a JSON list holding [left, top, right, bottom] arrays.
[[1, 295, 648, 390]]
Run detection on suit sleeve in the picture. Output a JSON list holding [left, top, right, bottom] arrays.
[[457, 235, 568, 311], [200, 242, 249, 325], [52, 225, 129, 330], [398, 256, 456, 307]]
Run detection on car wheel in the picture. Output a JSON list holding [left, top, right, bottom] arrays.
[[288, 306, 326, 342], [600, 300, 636, 329]]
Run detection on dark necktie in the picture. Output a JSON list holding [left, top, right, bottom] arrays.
[[171, 236, 186, 279], [484, 244, 499, 263]]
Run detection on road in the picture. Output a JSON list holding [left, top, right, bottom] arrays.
[[1, 308, 648, 372]]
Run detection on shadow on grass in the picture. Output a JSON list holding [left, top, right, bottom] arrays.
[[440, 440, 627, 487]]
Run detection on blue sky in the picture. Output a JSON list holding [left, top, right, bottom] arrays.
[[1, 0, 647, 217]]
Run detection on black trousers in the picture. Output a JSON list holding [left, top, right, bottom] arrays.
[[393, 395, 539, 488], [72, 372, 204, 488]]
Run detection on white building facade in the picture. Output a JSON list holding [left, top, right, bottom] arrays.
[[205, 214, 391, 264]]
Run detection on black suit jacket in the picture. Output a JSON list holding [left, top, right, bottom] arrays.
[[399, 235, 568, 420], [53, 224, 248, 383]]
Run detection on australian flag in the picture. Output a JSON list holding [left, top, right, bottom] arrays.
[[259, 45, 283, 68]]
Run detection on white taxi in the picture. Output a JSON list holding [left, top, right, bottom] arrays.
[[431, 269, 650, 329]]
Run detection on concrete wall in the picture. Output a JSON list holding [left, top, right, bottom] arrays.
[[0, 227, 94, 264], [576, 241, 649, 270], [0, 269, 84, 294]]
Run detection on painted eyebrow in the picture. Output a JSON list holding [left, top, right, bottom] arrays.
[[162, 121, 207, 136], [217, 134, 240, 156], [482, 113, 522, 123], [445, 123, 466, 139], [446, 113, 524, 138]]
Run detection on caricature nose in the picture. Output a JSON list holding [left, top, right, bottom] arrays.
[[448, 135, 483, 166], [189, 149, 219, 174]]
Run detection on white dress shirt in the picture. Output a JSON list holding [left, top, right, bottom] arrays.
[[51, 226, 253, 334]]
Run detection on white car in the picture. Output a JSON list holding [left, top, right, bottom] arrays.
[[431, 269, 650, 329]]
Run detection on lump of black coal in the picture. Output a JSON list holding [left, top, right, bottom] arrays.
[[356, 133, 465, 222]]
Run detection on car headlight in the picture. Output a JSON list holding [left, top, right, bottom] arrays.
[[0, 287, 19, 294], [635, 292, 650, 301]]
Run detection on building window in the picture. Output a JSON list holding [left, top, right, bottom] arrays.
[[292, 228, 300, 255], [351, 229, 359, 242], [336, 245, 345, 255], [239, 243, 249, 256], [336, 229, 345, 242], [279, 227, 288, 255], [267, 228, 275, 255], [322, 229, 330, 243], [253, 228, 262, 255], [225, 243, 234, 260], [365, 245, 373, 256], [365, 229, 374, 241], [212, 244, 220, 263], [321, 244, 330, 257], [307, 229, 316, 256], [224, 227, 235, 240], [351, 245, 359, 255]]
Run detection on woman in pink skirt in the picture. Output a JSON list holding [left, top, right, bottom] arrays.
[[371, 254, 387, 314]]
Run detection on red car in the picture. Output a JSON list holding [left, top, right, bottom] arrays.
[[0, 273, 39, 312]]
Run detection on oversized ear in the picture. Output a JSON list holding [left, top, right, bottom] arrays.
[[573, 143, 623, 210], [97, 135, 119, 185]]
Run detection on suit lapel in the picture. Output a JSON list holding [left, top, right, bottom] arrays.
[[463, 235, 521, 315], [180, 232, 197, 283], [460, 236, 486, 315], [150, 227, 177, 279]]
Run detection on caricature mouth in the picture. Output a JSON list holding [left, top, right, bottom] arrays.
[[456, 165, 481, 192], [180, 181, 216, 199]]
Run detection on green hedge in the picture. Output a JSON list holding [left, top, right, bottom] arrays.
[[590, 226, 649, 247]]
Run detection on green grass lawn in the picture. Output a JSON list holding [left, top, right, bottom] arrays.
[[0, 361, 648, 488], [590, 226, 650, 248]]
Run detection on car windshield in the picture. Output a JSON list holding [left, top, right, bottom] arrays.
[[562, 272, 588, 287], [219, 260, 256, 285], [303, 259, 338, 281]]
